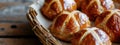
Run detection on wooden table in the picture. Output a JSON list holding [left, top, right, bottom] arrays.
[[0, 15, 41, 45]]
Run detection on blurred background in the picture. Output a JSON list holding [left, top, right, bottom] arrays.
[[0, 0, 33, 15], [0, 0, 41, 45]]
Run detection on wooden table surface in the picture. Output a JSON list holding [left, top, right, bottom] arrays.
[[0, 0, 42, 45], [0, 15, 42, 45]]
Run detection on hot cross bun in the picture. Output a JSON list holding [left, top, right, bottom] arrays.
[[80, 0, 115, 21], [95, 9, 120, 42], [50, 10, 91, 41], [41, 0, 77, 20], [72, 27, 111, 45]]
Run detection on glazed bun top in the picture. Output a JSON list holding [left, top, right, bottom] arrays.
[[41, 0, 77, 20], [72, 27, 111, 45], [95, 9, 120, 42], [95, 9, 120, 31], [81, 0, 114, 12], [80, 0, 115, 21], [50, 10, 91, 41]]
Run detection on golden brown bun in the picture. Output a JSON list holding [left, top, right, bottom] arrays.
[[95, 9, 120, 42], [41, 0, 77, 20], [50, 10, 91, 41], [72, 27, 111, 45], [80, 0, 115, 21]]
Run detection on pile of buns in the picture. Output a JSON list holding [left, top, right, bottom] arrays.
[[41, 0, 120, 45]]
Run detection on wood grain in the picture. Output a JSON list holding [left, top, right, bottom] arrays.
[[0, 38, 41, 45], [0, 0, 41, 45], [0, 15, 34, 36], [0, 23, 34, 36]]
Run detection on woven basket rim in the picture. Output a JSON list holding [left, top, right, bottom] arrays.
[[26, 7, 63, 45]]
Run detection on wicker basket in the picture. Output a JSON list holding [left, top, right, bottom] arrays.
[[26, 0, 120, 45], [27, 8, 61, 45], [26, 0, 70, 45]]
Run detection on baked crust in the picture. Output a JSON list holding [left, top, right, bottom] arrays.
[[95, 9, 120, 42], [80, 0, 115, 21], [41, 0, 77, 20], [50, 10, 90, 41], [72, 27, 111, 45]]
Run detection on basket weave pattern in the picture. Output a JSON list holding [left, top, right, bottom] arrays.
[[27, 7, 62, 45]]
